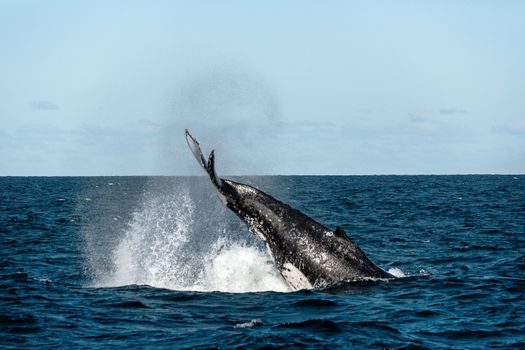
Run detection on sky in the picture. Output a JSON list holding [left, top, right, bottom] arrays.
[[1, 1, 524, 175]]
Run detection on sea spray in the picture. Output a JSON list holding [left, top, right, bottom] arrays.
[[197, 240, 289, 292], [102, 188, 194, 288], [87, 178, 288, 292]]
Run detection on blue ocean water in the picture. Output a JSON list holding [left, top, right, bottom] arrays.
[[1, 175, 524, 349]]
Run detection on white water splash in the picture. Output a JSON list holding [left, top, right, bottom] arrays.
[[387, 267, 407, 278], [197, 241, 289, 292], [92, 187, 289, 293]]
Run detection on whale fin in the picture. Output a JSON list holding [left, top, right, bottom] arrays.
[[334, 226, 352, 241]]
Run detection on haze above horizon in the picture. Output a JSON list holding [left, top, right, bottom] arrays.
[[1, 1, 524, 176]]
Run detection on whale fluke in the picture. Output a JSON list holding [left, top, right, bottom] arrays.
[[207, 150, 223, 189], [185, 129, 207, 170], [185, 129, 223, 189]]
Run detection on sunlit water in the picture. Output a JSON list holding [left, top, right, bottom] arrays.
[[1, 176, 524, 348]]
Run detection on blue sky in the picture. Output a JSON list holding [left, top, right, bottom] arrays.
[[1, 1, 524, 175]]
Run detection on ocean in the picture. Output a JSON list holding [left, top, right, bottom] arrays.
[[1, 175, 524, 349]]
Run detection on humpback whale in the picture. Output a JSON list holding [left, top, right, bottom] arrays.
[[185, 130, 393, 290]]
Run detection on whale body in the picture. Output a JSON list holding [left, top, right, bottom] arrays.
[[185, 130, 393, 290]]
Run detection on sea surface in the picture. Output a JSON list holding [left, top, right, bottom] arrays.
[[1, 175, 524, 349]]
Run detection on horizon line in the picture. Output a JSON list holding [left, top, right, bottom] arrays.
[[1, 173, 523, 177]]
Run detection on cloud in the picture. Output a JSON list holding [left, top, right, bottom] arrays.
[[0, 122, 165, 175], [492, 121, 525, 136], [439, 108, 467, 115], [13, 122, 160, 155], [29, 100, 60, 111]]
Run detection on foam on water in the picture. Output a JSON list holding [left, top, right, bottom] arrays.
[[387, 267, 407, 278], [234, 319, 263, 328], [197, 240, 289, 292], [92, 186, 289, 293]]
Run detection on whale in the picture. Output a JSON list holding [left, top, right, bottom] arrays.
[[185, 130, 393, 290]]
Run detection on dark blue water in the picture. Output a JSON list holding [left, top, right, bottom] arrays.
[[1, 176, 524, 349]]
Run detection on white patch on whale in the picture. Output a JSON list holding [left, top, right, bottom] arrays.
[[281, 262, 313, 290]]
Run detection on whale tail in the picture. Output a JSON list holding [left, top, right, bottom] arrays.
[[185, 129, 223, 189]]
